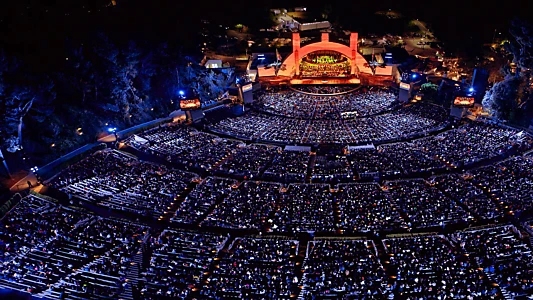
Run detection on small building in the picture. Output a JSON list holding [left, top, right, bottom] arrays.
[[204, 59, 223, 69]]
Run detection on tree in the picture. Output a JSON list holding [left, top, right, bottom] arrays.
[[482, 76, 521, 120], [420, 83, 439, 101], [484, 18, 533, 124], [321, 4, 332, 20]]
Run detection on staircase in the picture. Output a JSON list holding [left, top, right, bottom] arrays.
[[306, 154, 317, 183], [485, 273, 513, 300], [295, 236, 313, 300], [118, 251, 143, 300]]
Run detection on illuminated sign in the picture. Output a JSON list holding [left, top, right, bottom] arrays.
[[180, 99, 201, 110], [453, 96, 475, 107], [242, 83, 253, 92], [400, 82, 410, 90]]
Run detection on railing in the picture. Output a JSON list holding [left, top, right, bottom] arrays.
[[0, 191, 26, 221]]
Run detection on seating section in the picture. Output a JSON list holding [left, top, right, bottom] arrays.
[[378, 143, 446, 174], [338, 183, 406, 232], [412, 122, 530, 167], [468, 156, 533, 217], [311, 154, 354, 183], [254, 87, 397, 119], [0, 195, 147, 298], [201, 237, 299, 299], [0, 195, 60, 262], [49, 150, 137, 189], [201, 181, 281, 230], [172, 176, 237, 224], [384, 235, 498, 298], [385, 179, 472, 228], [215, 144, 278, 179], [135, 127, 241, 172], [273, 184, 336, 233], [432, 174, 503, 220], [347, 148, 401, 177], [139, 230, 228, 299], [58, 158, 197, 218], [46, 219, 147, 299], [262, 150, 309, 183], [5, 85, 533, 299], [210, 102, 448, 145], [301, 239, 388, 298], [454, 225, 533, 298]]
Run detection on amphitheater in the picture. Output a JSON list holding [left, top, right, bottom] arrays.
[[1, 85, 533, 299]]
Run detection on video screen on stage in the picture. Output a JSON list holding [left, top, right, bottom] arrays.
[[180, 99, 201, 110], [242, 83, 253, 92], [453, 96, 475, 107], [399, 82, 410, 90]]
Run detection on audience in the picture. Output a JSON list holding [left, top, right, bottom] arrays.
[[311, 154, 354, 183], [272, 184, 336, 234], [172, 176, 237, 225], [385, 235, 499, 298], [338, 183, 407, 232], [302, 239, 389, 298], [51, 150, 198, 218], [215, 144, 278, 179], [201, 181, 281, 230], [454, 225, 533, 298], [201, 237, 299, 299], [263, 150, 309, 183], [385, 179, 472, 228], [139, 229, 228, 299], [3, 84, 533, 299]]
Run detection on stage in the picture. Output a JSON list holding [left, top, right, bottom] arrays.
[[289, 77, 361, 85]]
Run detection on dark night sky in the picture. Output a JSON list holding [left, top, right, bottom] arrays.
[[0, 0, 531, 57]]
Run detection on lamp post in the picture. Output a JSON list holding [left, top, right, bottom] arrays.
[[108, 127, 118, 141]]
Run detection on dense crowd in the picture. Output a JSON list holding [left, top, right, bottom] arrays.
[[290, 85, 356, 94], [50, 149, 197, 218], [385, 179, 472, 228], [254, 88, 397, 119], [338, 183, 407, 232], [467, 156, 533, 217], [431, 174, 503, 220], [210, 102, 448, 145], [311, 154, 354, 183], [201, 181, 281, 230], [273, 184, 336, 233], [412, 122, 532, 168], [0, 195, 147, 298], [301, 239, 388, 298], [139, 229, 228, 299], [347, 148, 402, 177], [262, 150, 309, 182], [172, 177, 237, 225], [0, 195, 532, 299], [214, 144, 279, 179], [385, 235, 499, 298], [453, 225, 533, 298], [3, 85, 533, 299], [200, 237, 299, 299]]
